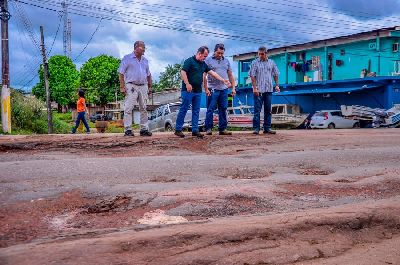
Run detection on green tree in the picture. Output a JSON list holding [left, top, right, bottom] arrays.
[[155, 63, 182, 92], [80, 55, 121, 105], [32, 55, 80, 108]]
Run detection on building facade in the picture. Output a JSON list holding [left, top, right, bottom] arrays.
[[231, 26, 400, 113]]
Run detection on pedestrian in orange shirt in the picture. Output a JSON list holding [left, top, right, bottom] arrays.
[[72, 89, 90, 134]]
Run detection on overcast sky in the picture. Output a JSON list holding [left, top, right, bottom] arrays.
[[4, 0, 400, 91]]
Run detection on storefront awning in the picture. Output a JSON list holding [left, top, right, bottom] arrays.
[[274, 84, 383, 96]]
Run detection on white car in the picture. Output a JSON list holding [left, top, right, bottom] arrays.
[[310, 110, 360, 129]]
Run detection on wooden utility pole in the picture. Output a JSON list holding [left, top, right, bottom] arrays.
[[40, 26, 53, 133], [1, 0, 11, 133]]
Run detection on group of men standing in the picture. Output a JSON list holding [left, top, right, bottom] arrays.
[[118, 41, 280, 138]]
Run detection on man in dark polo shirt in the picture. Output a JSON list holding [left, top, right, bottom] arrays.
[[175, 46, 231, 138]]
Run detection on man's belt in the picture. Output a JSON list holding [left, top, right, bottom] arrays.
[[127, 82, 145, 86]]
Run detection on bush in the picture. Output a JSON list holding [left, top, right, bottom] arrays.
[[53, 118, 71, 134], [11, 90, 46, 133], [31, 119, 48, 134], [53, 111, 73, 122], [10, 90, 74, 134]]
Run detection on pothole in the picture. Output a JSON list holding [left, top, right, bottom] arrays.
[[85, 195, 132, 214], [149, 176, 178, 183], [275, 179, 400, 199], [219, 167, 272, 179], [166, 194, 274, 218], [298, 165, 332, 176]]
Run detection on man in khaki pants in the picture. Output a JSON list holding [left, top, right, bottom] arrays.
[[118, 41, 153, 137]]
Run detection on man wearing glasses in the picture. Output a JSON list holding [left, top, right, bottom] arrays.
[[203, 43, 236, 135], [175, 46, 231, 138], [249, 46, 280, 135]]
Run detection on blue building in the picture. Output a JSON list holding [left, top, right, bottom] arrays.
[[230, 26, 400, 113]]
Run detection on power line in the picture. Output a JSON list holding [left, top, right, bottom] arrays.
[[29, 0, 400, 47], [252, 0, 400, 23], [16, 0, 274, 44], [67, 0, 360, 37], [73, 18, 102, 62], [9, 0, 43, 87], [34, 0, 388, 42], [11, 0, 40, 51], [47, 13, 62, 56], [10, 0, 62, 89]]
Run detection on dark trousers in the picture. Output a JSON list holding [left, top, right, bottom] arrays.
[[253, 92, 272, 132], [205, 89, 228, 131], [175, 91, 202, 132], [72, 111, 90, 133]]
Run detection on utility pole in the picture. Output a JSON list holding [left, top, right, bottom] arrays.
[[1, 0, 11, 134], [40, 26, 53, 133]]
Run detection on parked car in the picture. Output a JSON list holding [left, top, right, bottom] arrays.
[[310, 110, 360, 129], [89, 112, 112, 123], [148, 102, 207, 132]]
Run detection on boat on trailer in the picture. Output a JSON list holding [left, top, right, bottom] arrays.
[[213, 104, 308, 128]]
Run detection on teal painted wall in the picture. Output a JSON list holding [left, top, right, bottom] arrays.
[[237, 36, 400, 86]]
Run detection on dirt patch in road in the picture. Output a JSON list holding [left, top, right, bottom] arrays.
[[275, 179, 400, 199], [0, 191, 275, 248], [2, 198, 400, 265], [0, 133, 288, 157], [0, 190, 93, 248], [149, 176, 178, 183], [218, 166, 272, 179]]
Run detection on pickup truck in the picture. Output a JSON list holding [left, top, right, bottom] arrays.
[[148, 102, 207, 132]]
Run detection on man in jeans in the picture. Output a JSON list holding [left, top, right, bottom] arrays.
[[175, 46, 231, 138], [203, 43, 236, 135], [118, 40, 153, 137], [249, 46, 280, 134]]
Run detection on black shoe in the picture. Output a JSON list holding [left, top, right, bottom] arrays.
[[253, 130, 260, 135], [192, 132, 204, 138], [263, 130, 276, 134], [219, 130, 232, 135], [124, 130, 134, 136], [174, 131, 185, 138], [140, 130, 152, 136]]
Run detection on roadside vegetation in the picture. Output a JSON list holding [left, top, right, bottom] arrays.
[[10, 89, 71, 134], [5, 55, 183, 135]]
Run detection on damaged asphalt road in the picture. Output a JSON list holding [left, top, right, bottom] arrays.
[[0, 129, 400, 264]]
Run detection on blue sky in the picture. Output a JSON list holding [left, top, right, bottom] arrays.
[[4, 0, 400, 91]]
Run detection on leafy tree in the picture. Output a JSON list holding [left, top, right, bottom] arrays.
[[80, 55, 121, 105], [155, 63, 182, 92], [32, 55, 80, 108], [32, 66, 46, 102]]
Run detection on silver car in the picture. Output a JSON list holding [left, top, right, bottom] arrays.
[[310, 110, 360, 129], [148, 103, 207, 132]]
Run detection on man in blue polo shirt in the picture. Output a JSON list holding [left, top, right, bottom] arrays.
[[175, 46, 231, 138], [203, 43, 236, 135]]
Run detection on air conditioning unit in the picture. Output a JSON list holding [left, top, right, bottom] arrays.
[[393, 43, 399, 53]]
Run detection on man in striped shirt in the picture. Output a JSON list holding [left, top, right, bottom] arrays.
[[249, 46, 280, 134]]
